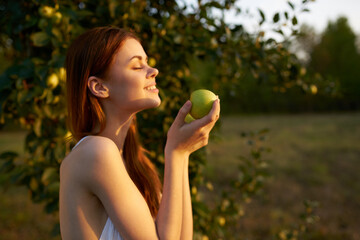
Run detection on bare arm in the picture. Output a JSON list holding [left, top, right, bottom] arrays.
[[85, 138, 159, 239], [180, 155, 193, 240], [157, 99, 220, 239], [156, 151, 185, 239]]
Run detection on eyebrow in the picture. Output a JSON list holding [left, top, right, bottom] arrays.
[[129, 55, 148, 63]]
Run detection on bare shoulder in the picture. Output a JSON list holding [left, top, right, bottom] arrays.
[[62, 135, 120, 163], [59, 136, 124, 239], [60, 136, 123, 185], [60, 136, 159, 239]]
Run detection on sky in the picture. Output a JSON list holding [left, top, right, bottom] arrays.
[[233, 0, 360, 34], [294, 0, 360, 34], [181, 0, 360, 36]]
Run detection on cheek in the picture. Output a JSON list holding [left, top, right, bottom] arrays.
[[122, 72, 145, 92], [110, 77, 144, 101]]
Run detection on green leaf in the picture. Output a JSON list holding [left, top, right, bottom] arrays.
[[47, 181, 60, 195], [45, 199, 59, 213], [275, 29, 284, 35], [0, 73, 12, 91], [0, 158, 15, 173], [41, 167, 58, 186], [273, 13, 280, 23], [0, 151, 18, 159], [292, 16, 298, 25], [30, 32, 50, 47], [258, 9, 265, 25], [34, 118, 42, 137], [108, 0, 120, 18], [287, 1, 295, 10], [284, 11, 289, 20], [204, 1, 223, 9]]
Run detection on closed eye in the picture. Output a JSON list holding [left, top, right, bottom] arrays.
[[129, 55, 148, 67]]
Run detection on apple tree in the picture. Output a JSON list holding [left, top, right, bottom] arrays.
[[0, 0, 316, 238]]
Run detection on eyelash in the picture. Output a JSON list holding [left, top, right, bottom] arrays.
[[133, 61, 150, 70]]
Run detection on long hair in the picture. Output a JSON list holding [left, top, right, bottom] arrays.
[[65, 26, 162, 217]]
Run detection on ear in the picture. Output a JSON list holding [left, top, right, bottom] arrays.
[[87, 76, 109, 98]]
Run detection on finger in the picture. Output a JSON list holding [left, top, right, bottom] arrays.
[[173, 100, 192, 127], [192, 98, 220, 129]]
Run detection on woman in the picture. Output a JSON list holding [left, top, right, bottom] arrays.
[[59, 26, 220, 240]]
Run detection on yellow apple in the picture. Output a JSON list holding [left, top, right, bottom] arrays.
[[47, 73, 59, 89], [39, 6, 55, 18], [59, 67, 66, 82], [52, 12, 62, 24], [310, 84, 318, 94], [148, 57, 156, 67], [190, 89, 217, 119]]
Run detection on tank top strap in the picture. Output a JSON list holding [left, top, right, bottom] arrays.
[[72, 136, 90, 150]]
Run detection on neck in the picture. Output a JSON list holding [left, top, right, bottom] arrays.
[[97, 114, 134, 154]]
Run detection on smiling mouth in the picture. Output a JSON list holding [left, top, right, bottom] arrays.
[[144, 85, 157, 90]]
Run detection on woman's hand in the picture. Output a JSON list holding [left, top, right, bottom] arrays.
[[165, 98, 220, 158]]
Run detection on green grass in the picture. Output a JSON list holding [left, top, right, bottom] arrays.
[[205, 112, 360, 240], [0, 186, 60, 240], [0, 131, 60, 240], [0, 113, 359, 239]]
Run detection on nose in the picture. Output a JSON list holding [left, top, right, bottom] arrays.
[[147, 67, 159, 79]]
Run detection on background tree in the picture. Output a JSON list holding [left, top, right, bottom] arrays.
[[308, 16, 360, 110], [0, 0, 317, 238], [291, 23, 319, 63]]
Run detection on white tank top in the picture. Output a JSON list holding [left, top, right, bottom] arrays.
[[73, 136, 124, 240], [99, 217, 123, 240]]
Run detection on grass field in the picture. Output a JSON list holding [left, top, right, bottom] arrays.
[[206, 112, 360, 240], [0, 113, 359, 239]]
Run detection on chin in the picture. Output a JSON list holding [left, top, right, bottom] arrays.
[[148, 96, 161, 109], [135, 97, 161, 113]]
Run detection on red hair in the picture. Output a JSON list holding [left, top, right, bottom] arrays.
[[65, 26, 162, 217]]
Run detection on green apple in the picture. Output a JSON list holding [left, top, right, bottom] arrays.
[[190, 89, 217, 119], [184, 113, 196, 123]]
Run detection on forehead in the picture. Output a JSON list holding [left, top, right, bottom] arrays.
[[115, 38, 146, 62]]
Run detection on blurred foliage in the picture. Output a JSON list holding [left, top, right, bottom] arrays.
[[192, 128, 272, 239], [0, 0, 319, 238], [230, 16, 360, 114], [308, 17, 360, 110], [275, 200, 320, 240]]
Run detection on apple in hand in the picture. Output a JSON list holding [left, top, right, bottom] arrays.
[[185, 113, 196, 123], [189, 89, 218, 120]]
